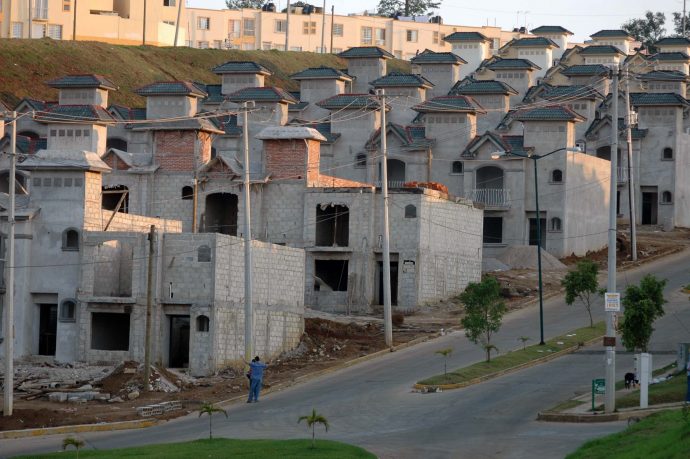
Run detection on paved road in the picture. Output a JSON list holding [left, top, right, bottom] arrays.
[[2, 250, 689, 458]]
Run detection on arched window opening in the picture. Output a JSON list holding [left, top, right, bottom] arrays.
[[551, 169, 563, 183], [663, 147, 673, 160], [106, 138, 128, 152], [451, 161, 464, 174], [355, 153, 367, 168], [62, 228, 80, 251], [662, 191, 673, 203], [196, 315, 210, 332], [59, 299, 77, 322], [182, 186, 194, 200], [404, 204, 417, 218]]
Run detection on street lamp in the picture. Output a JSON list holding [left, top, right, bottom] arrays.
[[492, 146, 581, 345]]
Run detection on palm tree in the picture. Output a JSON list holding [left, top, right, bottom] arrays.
[[483, 343, 499, 362], [518, 336, 531, 350], [435, 348, 453, 379], [298, 408, 329, 448], [199, 402, 228, 440], [62, 437, 85, 458]]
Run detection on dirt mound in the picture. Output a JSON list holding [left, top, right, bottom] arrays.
[[305, 318, 379, 340], [498, 246, 568, 271]]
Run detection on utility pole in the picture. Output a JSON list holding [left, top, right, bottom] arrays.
[[605, 68, 619, 414], [28, 0, 32, 39], [3, 111, 17, 416], [285, 0, 291, 51], [143, 224, 155, 392], [376, 90, 393, 348], [330, 5, 335, 54], [624, 67, 637, 261], [684, 0, 687, 37], [173, 0, 183, 47], [320, 0, 326, 53], [242, 102, 254, 363], [405, 0, 410, 16], [72, 0, 78, 40], [142, 0, 147, 46]]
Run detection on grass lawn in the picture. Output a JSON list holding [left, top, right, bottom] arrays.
[[565, 408, 690, 459], [18, 439, 376, 459], [418, 322, 605, 386], [616, 372, 688, 409]]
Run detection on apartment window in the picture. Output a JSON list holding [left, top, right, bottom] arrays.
[[303, 21, 316, 35], [59, 300, 77, 322], [228, 19, 241, 39], [163, 0, 176, 6], [198, 17, 210, 30], [214, 40, 223, 49], [243, 18, 255, 36], [262, 41, 272, 50], [550, 217, 562, 232], [662, 191, 673, 203], [361, 27, 372, 45], [62, 228, 80, 251], [332, 47, 342, 53], [433, 31, 439, 44], [34, 0, 48, 20], [47, 24, 63, 40], [197, 41, 209, 49], [483, 217, 503, 243], [290, 46, 303, 51], [273, 44, 286, 51], [375, 28, 386, 45], [333, 23, 343, 37], [406, 30, 418, 43], [63, 0, 71, 12], [12, 22, 23, 38], [275, 19, 287, 33], [663, 147, 674, 160]]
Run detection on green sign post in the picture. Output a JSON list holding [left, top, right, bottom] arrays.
[[592, 378, 606, 411]]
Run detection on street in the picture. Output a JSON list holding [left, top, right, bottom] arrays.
[[2, 249, 689, 459]]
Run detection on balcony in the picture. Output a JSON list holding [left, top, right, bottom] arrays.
[[617, 167, 628, 184], [468, 188, 511, 208], [374, 180, 407, 189]]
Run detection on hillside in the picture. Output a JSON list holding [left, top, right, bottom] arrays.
[[0, 39, 411, 108]]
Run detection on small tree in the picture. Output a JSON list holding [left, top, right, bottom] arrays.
[[377, 0, 442, 16], [435, 348, 453, 378], [199, 402, 228, 440], [621, 11, 666, 52], [620, 275, 667, 352], [518, 336, 531, 350], [298, 408, 329, 449], [63, 437, 85, 458], [460, 277, 506, 362], [562, 260, 599, 327], [226, 0, 266, 9]]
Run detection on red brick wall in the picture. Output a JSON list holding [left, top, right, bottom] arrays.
[[102, 152, 129, 171], [198, 132, 212, 165], [154, 131, 196, 171], [265, 139, 321, 182]]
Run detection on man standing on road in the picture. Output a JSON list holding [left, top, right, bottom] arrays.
[[247, 356, 267, 403]]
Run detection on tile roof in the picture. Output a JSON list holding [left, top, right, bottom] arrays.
[[412, 95, 484, 113], [463, 131, 528, 157], [127, 118, 225, 133], [135, 81, 207, 97], [212, 114, 242, 137], [15, 98, 56, 112], [579, 45, 625, 55], [531, 25, 573, 35], [212, 61, 273, 75], [639, 70, 688, 81], [316, 94, 382, 110], [584, 116, 648, 140], [486, 58, 541, 70], [19, 149, 110, 172], [107, 104, 147, 121], [370, 72, 434, 88], [654, 37, 690, 46], [290, 66, 352, 80], [338, 46, 394, 59], [649, 52, 690, 61], [443, 31, 490, 42], [34, 105, 115, 124], [513, 106, 585, 122], [541, 85, 602, 100], [45, 74, 118, 90], [13, 135, 47, 154], [411, 50, 467, 64], [561, 64, 611, 76], [288, 101, 310, 112], [287, 120, 341, 144], [591, 29, 632, 38], [226, 87, 297, 104], [366, 122, 434, 151], [630, 92, 689, 106], [449, 79, 518, 96], [511, 37, 559, 48]]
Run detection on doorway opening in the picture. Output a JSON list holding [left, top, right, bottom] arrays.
[[169, 315, 190, 368], [528, 217, 546, 248], [38, 304, 57, 356], [376, 260, 399, 306], [204, 193, 238, 235], [641, 187, 658, 225]]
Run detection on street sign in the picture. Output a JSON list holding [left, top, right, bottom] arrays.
[[605, 292, 620, 312], [592, 378, 606, 411]]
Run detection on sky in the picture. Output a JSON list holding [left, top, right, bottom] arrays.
[[187, 0, 689, 43]]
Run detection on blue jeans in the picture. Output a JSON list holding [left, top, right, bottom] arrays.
[[248, 378, 262, 402]]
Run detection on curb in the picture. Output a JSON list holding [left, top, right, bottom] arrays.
[[0, 418, 161, 440], [537, 402, 688, 423], [413, 334, 604, 391]]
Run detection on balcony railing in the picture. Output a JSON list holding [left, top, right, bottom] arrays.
[[374, 180, 407, 189], [617, 167, 628, 184], [468, 188, 511, 208]]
